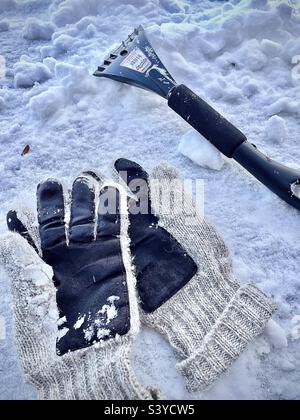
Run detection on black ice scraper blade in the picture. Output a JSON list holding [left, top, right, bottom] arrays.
[[94, 26, 176, 98], [94, 26, 300, 212]]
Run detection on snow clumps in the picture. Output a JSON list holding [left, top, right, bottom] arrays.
[[265, 116, 288, 144], [23, 18, 55, 41], [29, 87, 65, 120], [14, 61, 53, 88]]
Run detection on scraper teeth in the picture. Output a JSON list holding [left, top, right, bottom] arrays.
[[124, 27, 140, 46], [100, 28, 140, 67]]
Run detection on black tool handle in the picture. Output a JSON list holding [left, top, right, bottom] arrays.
[[233, 142, 300, 210], [168, 84, 300, 211], [168, 84, 246, 158]]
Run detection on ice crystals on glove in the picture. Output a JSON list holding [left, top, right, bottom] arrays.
[[57, 327, 69, 342], [83, 296, 120, 343], [74, 315, 86, 330]]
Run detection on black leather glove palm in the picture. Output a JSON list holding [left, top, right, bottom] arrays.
[[7, 176, 130, 355], [114, 158, 197, 313]]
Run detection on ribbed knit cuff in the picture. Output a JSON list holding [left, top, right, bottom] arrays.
[[177, 284, 276, 392], [31, 340, 157, 400], [141, 272, 241, 359]]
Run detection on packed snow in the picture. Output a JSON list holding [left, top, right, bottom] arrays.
[[0, 0, 300, 400], [0, 19, 9, 32], [0, 316, 6, 341], [265, 115, 288, 144], [178, 130, 224, 171], [0, 96, 5, 111], [291, 316, 300, 340]]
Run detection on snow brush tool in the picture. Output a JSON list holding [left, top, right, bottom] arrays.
[[94, 26, 300, 211]]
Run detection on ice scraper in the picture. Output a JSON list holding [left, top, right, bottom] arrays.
[[94, 26, 300, 211]]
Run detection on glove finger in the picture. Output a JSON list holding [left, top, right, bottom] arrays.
[[114, 159, 153, 217], [7, 210, 40, 255], [97, 185, 121, 238], [150, 163, 203, 226], [114, 158, 149, 193], [151, 163, 180, 182], [81, 171, 124, 237], [82, 170, 104, 183], [69, 175, 96, 243], [37, 180, 66, 252]]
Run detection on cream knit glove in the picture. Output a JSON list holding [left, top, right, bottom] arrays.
[[113, 159, 277, 392], [0, 175, 159, 400]]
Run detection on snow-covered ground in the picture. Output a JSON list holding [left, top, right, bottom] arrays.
[[0, 0, 300, 400]]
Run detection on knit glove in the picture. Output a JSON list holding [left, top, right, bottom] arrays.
[[113, 158, 277, 392], [0, 174, 157, 400]]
